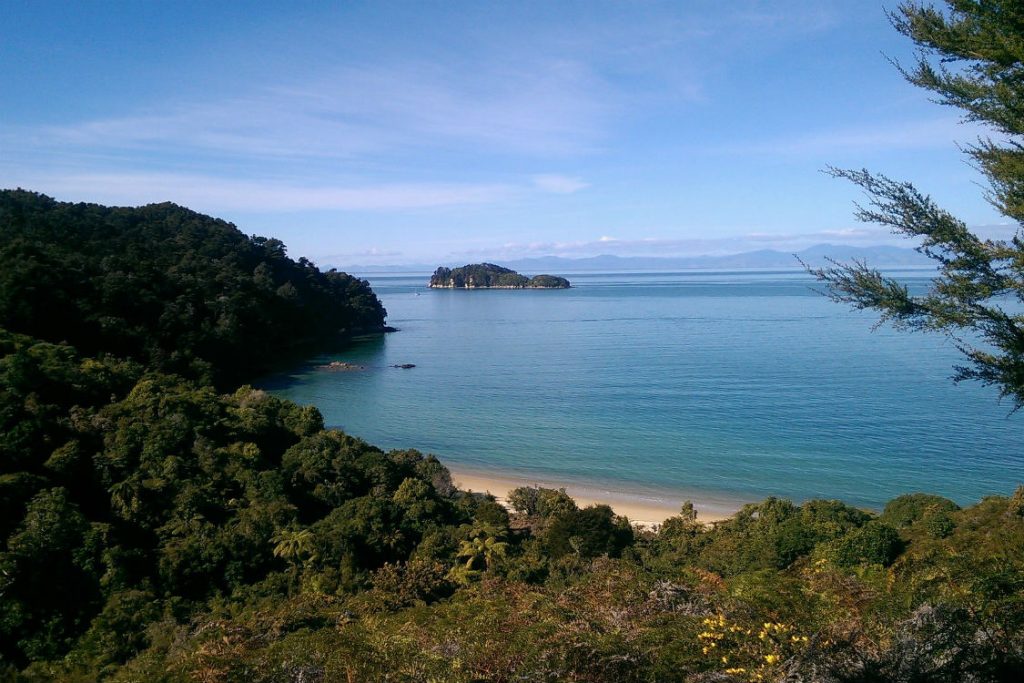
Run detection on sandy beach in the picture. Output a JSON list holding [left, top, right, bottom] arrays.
[[450, 468, 742, 527]]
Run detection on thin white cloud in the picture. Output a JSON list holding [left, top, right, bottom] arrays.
[[744, 227, 885, 243], [731, 4, 838, 36], [9, 61, 609, 167], [532, 174, 589, 194], [717, 117, 994, 158], [317, 247, 403, 262], [2, 171, 515, 212]]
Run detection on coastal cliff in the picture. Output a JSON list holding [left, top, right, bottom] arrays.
[[429, 263, 570, 289]]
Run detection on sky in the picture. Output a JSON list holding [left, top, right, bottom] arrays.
[[0, 0, 1011, 266]]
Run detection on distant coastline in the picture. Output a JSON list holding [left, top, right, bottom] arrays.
[[332, 243, 934, 274]]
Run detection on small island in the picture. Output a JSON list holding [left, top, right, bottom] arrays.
[[429, 263, 570, 289]]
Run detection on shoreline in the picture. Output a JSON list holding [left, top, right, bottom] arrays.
[[449, 467, 745, 527]]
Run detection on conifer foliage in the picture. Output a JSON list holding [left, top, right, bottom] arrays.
[[810, 1, 1024, 407]]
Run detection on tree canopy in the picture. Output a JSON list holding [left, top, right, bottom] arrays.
[[0, 190, 387, 388], [809, 0, 1024, 408]]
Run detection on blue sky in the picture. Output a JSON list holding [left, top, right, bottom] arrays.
[[0, 0, 1009, 266]]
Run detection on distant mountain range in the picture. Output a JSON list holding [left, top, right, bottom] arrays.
[[333, 243, 933, 275]]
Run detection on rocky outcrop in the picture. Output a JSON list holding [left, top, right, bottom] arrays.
[[318, 361, 365, 371]]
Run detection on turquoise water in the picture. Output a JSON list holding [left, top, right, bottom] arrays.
[[262, 270, 1023, 511]]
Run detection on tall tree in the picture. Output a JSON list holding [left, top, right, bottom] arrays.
[[809, 1, 1024, 407]]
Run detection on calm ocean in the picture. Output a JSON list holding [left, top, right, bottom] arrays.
[[262, 270, 1024, 511]]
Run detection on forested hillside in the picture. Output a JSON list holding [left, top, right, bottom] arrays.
[[0, 190, 387, 388], [1, 192, 1023, 682]]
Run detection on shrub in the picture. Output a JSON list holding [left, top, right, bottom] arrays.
[[880, 493, 960, 529], [508, 486, 577, 519], [542, 505, 634, 560], [831, 522, 904, 567]]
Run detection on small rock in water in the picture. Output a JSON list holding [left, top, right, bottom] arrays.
[[319, 361, 364, 371], [392, 363, 416, 369]]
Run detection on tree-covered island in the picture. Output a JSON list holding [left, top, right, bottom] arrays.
[[429, 263, 570, 289]]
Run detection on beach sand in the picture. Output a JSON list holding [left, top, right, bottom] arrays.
[[450, 468, 742, 527]]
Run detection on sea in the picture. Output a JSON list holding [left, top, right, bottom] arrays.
[[261, 269, 1024, 512]]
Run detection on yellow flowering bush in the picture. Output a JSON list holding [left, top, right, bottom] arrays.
[[696, 614, 810, 681]]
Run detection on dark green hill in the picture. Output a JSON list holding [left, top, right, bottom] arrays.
[[429, 263, 570, 288], [0, 190, 388, 388]]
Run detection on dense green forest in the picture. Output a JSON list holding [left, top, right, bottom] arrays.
[[0, 190, 388, 389], [1, 191, 1022, 682]]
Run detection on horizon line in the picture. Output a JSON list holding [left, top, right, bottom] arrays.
[[322, 242, 929, 271]]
